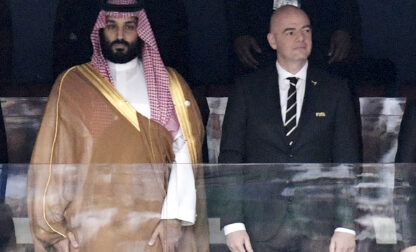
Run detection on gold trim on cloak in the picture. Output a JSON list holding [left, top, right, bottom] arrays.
[[167, 68, 203, 164], [42, 66, 78, 239]]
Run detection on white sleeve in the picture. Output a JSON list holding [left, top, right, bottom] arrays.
[[334, 227, 356, 236], [160, 128, 196, 226], [223, 223, 246, 235]]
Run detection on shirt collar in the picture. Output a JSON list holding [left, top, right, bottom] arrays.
[[107, 57, 142, 72], [276, 60, 308, 81]]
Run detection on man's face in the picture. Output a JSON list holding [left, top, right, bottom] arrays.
[[267, 8, 312, 67], [101, 16, 142, 63]]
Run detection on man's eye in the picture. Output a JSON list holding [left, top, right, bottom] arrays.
[[286, 31, 294, 36], [125, 25, 136, 31], [106, 24, 116, 30]]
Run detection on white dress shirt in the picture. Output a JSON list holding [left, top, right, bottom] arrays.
[[108, 58, 196, 225], [223, 61, 355, 236], [276, 60, 307, 125]]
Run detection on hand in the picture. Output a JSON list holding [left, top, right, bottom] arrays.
[[148, 219, 183, 252], [53, 232, 79, 251], [329, 232, 355, 252], [226, 230, 254, 252], [328, 30, 351, 64], [402, 246, 416, 252], [234, 35, 262, 69], [53, 238, 70, 252]]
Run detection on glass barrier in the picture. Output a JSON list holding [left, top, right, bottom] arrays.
[[1, 163, 415, 251]]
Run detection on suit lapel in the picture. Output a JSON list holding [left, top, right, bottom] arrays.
[[267, 67, 290, 147]]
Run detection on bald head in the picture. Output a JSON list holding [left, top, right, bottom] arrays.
[[269, 5, 309, 31], [267, 5, 312, 73]]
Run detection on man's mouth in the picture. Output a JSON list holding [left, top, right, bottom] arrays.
[[111, 40, 129, 51], [113, 43, 127, 52], [294, 45, 307, 50]]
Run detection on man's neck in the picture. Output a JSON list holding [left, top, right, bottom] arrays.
[[107, 57, 140, 71], [277, 59, 307, 75]]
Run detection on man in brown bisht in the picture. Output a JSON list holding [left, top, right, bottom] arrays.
[[27, 0, 208, 251]]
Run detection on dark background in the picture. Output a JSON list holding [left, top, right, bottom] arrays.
[[1, 0, 415, 96]]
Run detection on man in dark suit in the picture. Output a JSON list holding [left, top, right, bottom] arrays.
[[219, 6, 361, 252]]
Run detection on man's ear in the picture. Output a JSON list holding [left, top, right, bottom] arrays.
[[267, 33, 277, 50]]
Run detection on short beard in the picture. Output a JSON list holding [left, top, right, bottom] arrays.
[[100, 29, 143, 64]]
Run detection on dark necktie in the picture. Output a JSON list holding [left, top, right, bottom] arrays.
[[285, 77, 298, 137]]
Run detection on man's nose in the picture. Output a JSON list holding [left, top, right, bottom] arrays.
[[117, 28, 124, 40], [296, 31, 305, 42]]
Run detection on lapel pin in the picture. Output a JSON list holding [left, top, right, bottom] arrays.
[[311, 80, 318, 86], [315, 112, 326, 117]]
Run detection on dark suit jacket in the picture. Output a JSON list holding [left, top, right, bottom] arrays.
[[396, 100, 416, 162], [225, 0, 361, 69], [219, 65, 361, 164], [218, 65, 361, 243]]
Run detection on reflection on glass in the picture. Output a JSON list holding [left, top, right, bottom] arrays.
[[0, 164, 415, 251]]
